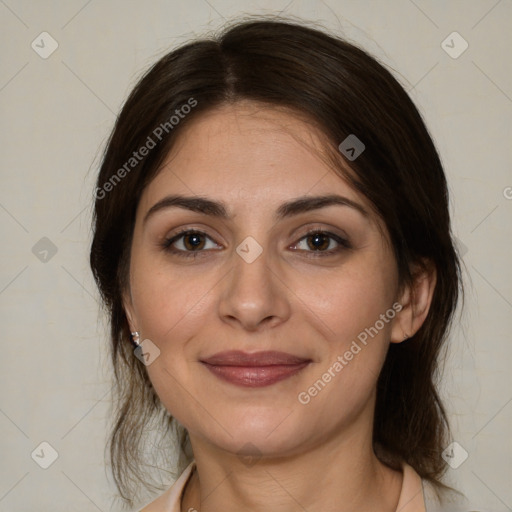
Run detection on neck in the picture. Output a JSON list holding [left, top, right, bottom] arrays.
[[181, 423, 403, 512]]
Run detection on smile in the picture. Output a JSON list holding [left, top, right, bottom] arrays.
[[200, 350, 311, 387]]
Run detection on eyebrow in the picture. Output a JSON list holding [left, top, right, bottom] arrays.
[[143, 193, 369, 226]]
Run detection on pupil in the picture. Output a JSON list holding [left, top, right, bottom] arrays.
[[309, 233, 328, 250], [185, 233, 204, 250]]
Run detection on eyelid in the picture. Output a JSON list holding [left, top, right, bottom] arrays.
[[292, 224, 350, 241]]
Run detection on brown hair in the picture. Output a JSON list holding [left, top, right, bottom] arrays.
[[90, 16, 462, 506]]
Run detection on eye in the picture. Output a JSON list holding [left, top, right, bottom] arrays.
[[162, 229, 221, 257], [161, 228, 351, 259], [291, 230, 351, 256]]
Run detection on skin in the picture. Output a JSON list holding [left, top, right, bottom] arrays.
[[123, 101, 436, 512]]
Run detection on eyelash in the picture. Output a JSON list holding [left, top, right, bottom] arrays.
[[161, 228, 352, 259]]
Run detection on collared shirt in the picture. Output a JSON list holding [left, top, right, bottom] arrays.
[[139, 461, 469, 511]]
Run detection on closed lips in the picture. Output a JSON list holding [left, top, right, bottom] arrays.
[[200, 350, 311, 366], [200, 351, 312, 387]]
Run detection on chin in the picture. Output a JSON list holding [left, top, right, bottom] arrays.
[[203, 405, 318, 459]]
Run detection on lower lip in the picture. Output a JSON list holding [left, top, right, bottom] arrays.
[[202, 362, 310, 387]]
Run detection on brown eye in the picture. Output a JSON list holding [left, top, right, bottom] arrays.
[[162, 229, 221, 258], [306, 233, 331, 251], [291, 230, 352, 256], [182, 232, 206, 251]]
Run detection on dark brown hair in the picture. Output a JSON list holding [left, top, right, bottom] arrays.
[[90, 16, 462, 506]]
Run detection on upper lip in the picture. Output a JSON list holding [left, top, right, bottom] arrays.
[[200, 350, 310, 366]]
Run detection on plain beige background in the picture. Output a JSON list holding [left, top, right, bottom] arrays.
[[1, 1, 511, 510]]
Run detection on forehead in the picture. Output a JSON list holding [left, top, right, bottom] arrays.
[[139, 102, 370, 217]]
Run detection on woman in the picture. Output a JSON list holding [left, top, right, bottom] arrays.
[[90, 17, 468, 511]]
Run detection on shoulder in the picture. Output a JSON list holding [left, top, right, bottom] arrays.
[[421, 476, 470, 512], [138, 462, 196, 512], [399, 462, 469, 512], [397, 463, 427, 511]]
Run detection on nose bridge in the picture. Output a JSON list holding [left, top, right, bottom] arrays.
[[218, 236, 289, 329], [230, 238, 274, 305]]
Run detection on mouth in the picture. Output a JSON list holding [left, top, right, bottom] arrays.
[[200, 350, 311, 387]]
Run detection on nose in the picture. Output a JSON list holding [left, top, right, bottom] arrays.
[[218, 242, 291, 332]]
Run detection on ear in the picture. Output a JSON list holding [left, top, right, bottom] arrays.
[[122, 287, 138, 334], [390, 261, 436, 343]]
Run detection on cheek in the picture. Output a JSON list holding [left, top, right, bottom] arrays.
[[291, 259, 397, 407], [292, 258, 397, 345], [130, 257, 218, 343], [128, 257, 220, 414]]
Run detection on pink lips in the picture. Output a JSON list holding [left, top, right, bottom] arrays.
[[200, 350, 311, 387]]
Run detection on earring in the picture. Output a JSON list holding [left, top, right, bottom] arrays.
[[403, 332, 410, 341], [131, 331, 141, 347]]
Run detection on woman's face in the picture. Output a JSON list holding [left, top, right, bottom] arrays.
[[124, 102, 408, 458]]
